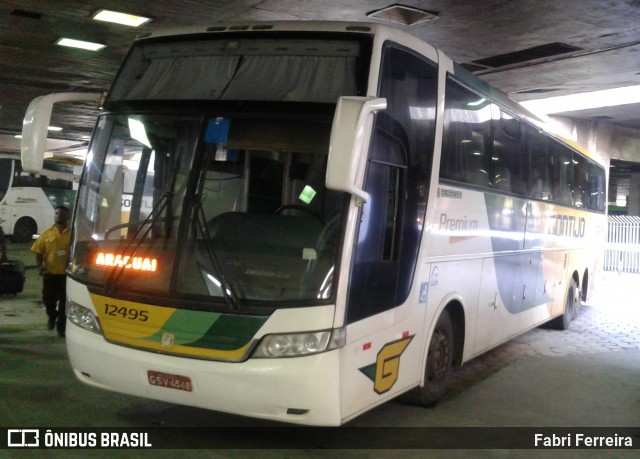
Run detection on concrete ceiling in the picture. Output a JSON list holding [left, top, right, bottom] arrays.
[[1, 0, 639, 159]]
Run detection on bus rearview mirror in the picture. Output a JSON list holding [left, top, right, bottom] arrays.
[[21, 92, 104, 173], [326, 96, 387, 204]]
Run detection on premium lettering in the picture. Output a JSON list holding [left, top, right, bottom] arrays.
[[439, 213, 479, 232]]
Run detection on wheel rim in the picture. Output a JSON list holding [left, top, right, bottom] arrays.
[[571, 284, 580, 319], [426, 327, 450, 390]]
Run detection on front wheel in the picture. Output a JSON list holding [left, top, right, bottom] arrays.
[[402, 310, 453, 406]]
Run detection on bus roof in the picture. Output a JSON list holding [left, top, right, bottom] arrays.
[[132, 21, 380, 41], [128, 21, 601, 166]]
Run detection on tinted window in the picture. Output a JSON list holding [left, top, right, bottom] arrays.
[[442, 75, 605, 213], [586, 161, 606, 211], [492, 110, 526, 195], [441, 77, 492, 188]]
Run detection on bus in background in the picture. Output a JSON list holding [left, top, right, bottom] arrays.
[[0, 156, 76, 241], [21, 22, 606, 426]]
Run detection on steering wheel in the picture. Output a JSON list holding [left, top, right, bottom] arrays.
[[275, 205, 325, 224]]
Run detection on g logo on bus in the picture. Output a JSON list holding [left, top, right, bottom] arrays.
[[359, 336, 414, 394]]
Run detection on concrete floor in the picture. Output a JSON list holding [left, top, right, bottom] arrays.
[[1, 241, 639, 458]]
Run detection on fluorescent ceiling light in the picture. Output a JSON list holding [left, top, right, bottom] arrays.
[[56, 38, 106, 51], [92, 9, 151, 27], [521, 85, 640, 115]]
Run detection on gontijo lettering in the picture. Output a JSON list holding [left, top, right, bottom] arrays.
[[547, 214, 586, 238]]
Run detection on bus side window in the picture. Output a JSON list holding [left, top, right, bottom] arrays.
[[571, 154, 587, 208], [492, 110, 525, 194], [549, 143, 574, 206], [441, 76, 492, 188], [524, 123, 553, 200], [587, 161, 606, 211]]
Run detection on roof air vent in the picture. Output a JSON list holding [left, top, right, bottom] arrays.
[[367, 4, 439, 26]]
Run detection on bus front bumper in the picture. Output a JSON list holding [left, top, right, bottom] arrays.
[[66, 324, 343, 426]]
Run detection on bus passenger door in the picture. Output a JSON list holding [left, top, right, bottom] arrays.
[[339, 118, 426, 419], [338, 42, 439, 421]]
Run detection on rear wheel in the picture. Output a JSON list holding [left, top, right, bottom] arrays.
[[403, 310, 453, 406], [581, 271, 589, 302], [549, 279, 579, 330], [12, 218, 37, 242]]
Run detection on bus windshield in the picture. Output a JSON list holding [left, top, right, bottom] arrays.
[[70, 109, 344, 308]]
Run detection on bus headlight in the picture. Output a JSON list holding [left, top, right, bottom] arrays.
[[66, 299, 102, 335], [252, 327, 346, 358]]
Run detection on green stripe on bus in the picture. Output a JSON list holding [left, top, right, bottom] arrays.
[[144, 309, 221, 345], [191, 314, 268, 350], [144, 310, 267, 351]]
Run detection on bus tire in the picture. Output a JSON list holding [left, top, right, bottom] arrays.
[[12, 218, 37, 243], [581, 270, 589, 302], [404, 310, 453, 407], [549, 279, 579, 330]]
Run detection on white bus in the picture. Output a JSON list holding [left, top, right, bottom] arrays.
[[0, 157, 76, 241], [21, 22, 606, 426]]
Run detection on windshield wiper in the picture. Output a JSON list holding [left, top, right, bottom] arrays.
[[192, 193, 242, 311], [103, 189, 173, 294], [103, 150, 183, 294]]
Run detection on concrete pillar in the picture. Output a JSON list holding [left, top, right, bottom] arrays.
[[629, 172, 640, 216], [547, 117, 613, 166]]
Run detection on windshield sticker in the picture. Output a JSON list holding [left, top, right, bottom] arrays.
[[299, 185, 317, 204], [204, 118, 230, 144], [205, 118, 232, 161], [302, 248, 317, 260]]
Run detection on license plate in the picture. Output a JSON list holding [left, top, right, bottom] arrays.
[[147, 370, 193, 392]]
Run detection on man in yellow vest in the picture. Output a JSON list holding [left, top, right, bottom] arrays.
[[31, 205, 71, 337]]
